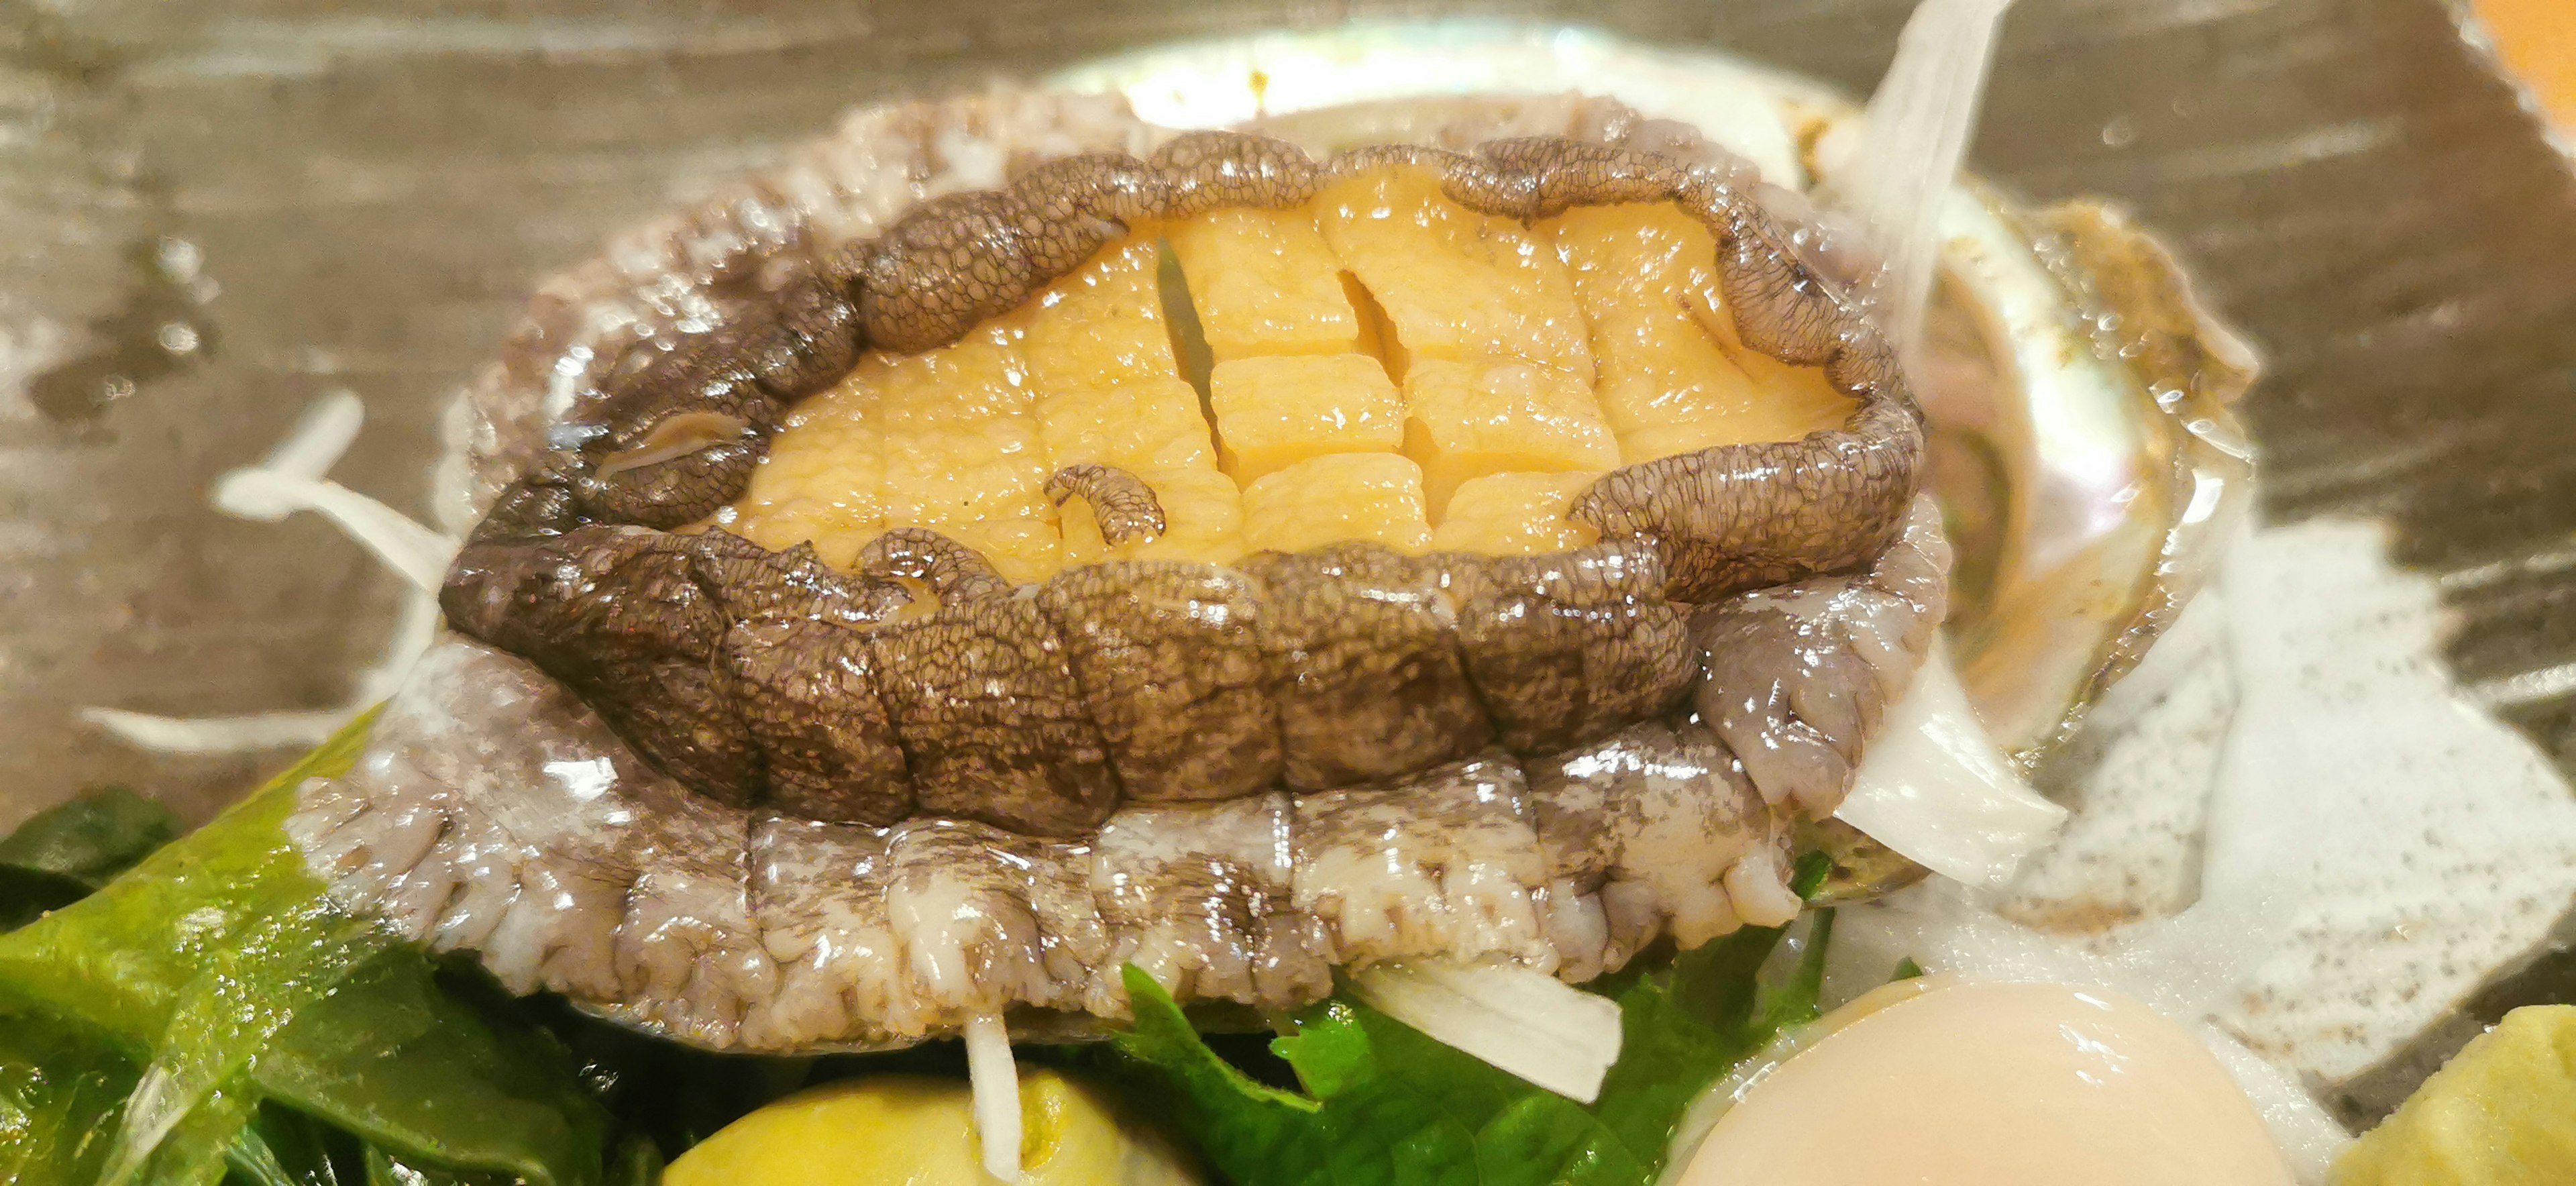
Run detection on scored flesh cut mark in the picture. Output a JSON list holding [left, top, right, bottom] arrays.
[[296, 89, 1952, 1052], [443, 122, 1924, 835]]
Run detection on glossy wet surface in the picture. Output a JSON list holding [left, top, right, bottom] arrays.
[[4, 0, 2574, 1118]]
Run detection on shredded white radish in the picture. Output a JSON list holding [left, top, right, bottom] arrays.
[[211, 471, 455, 592], [78, 707, 350, 755], [1348, 960, 1623, 1103], [1834, 646, 2067, 885], [208, 390, 458, 590], [1837, 0, 2017, 350], [252, 390, 367, 486], [964, 1014, 1023, 1183], [88, 393, 456, 755]]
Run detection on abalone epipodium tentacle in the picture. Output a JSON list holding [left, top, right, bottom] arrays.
[[289, 635, 1805, 1053], [1690, 494, 1953, 817], [329, 485, 1953, 1053]]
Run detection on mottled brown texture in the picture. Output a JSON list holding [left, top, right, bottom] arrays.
[[1694, 601, 1882, 813], [716, 612, 912, 825], [1087, 794, 1320, 1008], [1706, 199, 1846, 367], [1525, 715, 1789, 960], [1044, 463, 1167, 547], [747, 272, 869, 399], [595, 411, 757, 481], [441, 525, 760, 802], [1240, 543, 1493, 791], [523, 265, 862, 535], [572, 348, 783, 529], [855, 527, 1012, 606], [1448, 539, 1698, 755], [1688, 494, 1951, 817], [1573, 380, 1923, 602], [439, 120, 1921, 829], [869, 594, 1121, 837], [1527, 718, 1768, 871], [290, 635, 1811, 1047], [1454, 135, 1701, 218], [696, 539, 914, 627], [1287, 751, 1552, 966], [1036, 561, 1282, 802], [13, 0, 2553, 1116], [469, 474, 584, 547], [856, 188, 1081, 355], [1148, 131, 1325, 215]]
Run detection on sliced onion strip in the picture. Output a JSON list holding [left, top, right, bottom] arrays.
[[1834, 645, 2068, 885], [1348, 960, 1623, 1103]]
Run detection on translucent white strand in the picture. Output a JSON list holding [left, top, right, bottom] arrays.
[[252, 390, 366, 484], [86, 393, 456, 755], [78, 707, 351, 755], [964, 1014, 1024, 1183], [208, 389, 458, 590], [1841, 0, 2017, 351], [1834, 645, 2068, 885], [1348, 960, 1625, 1103], [210, 474, 455, 593]]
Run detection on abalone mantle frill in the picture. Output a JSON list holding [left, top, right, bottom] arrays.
[[291, 90, 1949, 1051], [439, 116, 1923, 838], [296, 495, 1949, 1052]]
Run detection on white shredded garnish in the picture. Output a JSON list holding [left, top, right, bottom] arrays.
[[207, 388, 458, 590], [1838, 0, 2017, 349], [1348, 960, 1623, 1103], [1834, 645, 2068, 885], [78, 708, 351, 755], [88, 392, 457, 755], [253, 390, 367, 484], [212, 470, 455, 592], [964, 1014, 1023, 1183]]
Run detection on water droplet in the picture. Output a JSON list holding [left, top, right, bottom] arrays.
[[2100, 116, 2139, 148], [154, 235, 201, 282]]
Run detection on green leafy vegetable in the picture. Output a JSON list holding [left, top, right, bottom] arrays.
[[1102, 854, 1838, 1186], [260, 947, 611, 1181], [0, 1010, 138, 1186], [225, 1106, 353, 1186], [364, 1145, 511, 1186], [0, 787, 177, 930], [0, 786, 178, 887], [0, 716, 610, 1186]]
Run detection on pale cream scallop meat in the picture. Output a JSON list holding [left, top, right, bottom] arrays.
[[1678, 979, 2296, 1186]]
